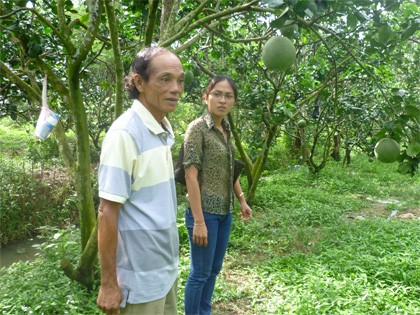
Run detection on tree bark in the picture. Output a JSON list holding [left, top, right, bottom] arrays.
[[144, 0, 160, 47], [104, 0, 124, 118]]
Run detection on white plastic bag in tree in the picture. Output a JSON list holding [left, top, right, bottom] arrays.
[[34, 76, 60, 140]]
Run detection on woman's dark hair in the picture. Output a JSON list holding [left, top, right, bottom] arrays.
[[202, 75, 238, 101], [125, 47, 179, 99]]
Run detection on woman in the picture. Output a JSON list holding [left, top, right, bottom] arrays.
[[182, 75, 252, 315]]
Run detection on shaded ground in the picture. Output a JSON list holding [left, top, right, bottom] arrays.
[[345, 195, 419, 220]]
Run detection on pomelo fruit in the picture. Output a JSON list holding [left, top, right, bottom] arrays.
[[184, 70, 194, 86], [262, 36, 296, 72], [374, 138, 400, 163], [297, 119, 306, 128]]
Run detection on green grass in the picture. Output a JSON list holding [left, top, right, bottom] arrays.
[[0, 119, 79, 245], [215, 219, 419, 314], [210, 158, 419, 314], [0, 155, 419, 314], [0, 227, 99, 314], [0, 117, 31, 158]]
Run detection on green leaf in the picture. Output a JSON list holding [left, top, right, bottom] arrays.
[[262, 0, 285, 8], [347, 13, 358, 29], [80, 13, 90, 24], [405, 105, 420, 122], [294, 0, 316, 17], [354, 11, 367, 22], [281, 24, 298, 38], [271, 15, 288, 29], [211, 50, 221, 59], [378, 25, 394, 44], [406, 141, 420, 157], [398, 161, 411, 175], [384, 121, 394, 132], [401, 23, 419, 40]]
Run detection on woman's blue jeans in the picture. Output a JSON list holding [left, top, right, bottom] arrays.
[[184, 209, 232, 315]]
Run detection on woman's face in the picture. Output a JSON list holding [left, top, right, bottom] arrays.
[[204, 80, 236, 119]]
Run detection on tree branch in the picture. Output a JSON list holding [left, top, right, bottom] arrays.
[[0, 61, 40, 104], [306, 24, 338, 103], [104, 0, 124, 118], [160, 0, 260, 47], [72, 0, 102, 66], [57, 0, 73, 53], [203, 23, 271, 43], [72, 19, 110, 43], [173, 19, 222, 53], [172, 0, 213, 35], [31, 59, 70, 107], [298, 17, 397, 113], [144, 0, 160, 46], [0, 7, 72, 53]]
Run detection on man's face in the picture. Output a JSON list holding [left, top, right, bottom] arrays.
[[136, 52, 185, 121]]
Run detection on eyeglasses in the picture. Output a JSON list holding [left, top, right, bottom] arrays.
[[209, 92, 235, 101]]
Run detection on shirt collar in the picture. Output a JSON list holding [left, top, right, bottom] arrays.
[[131, 99, 174, 136], [203, 110, 231, 131]]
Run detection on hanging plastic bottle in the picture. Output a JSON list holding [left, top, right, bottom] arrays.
[[35, 112, 60, 140], [34, 76, 60, 140]]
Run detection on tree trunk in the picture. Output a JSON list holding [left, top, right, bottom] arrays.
[[160, 0, 176, 40], [331, 133, 341, 161], [68, 65, 97, 251], [343, 144, 352, 166]]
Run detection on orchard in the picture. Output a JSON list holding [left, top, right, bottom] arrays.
[[1, 1, 419, 313]]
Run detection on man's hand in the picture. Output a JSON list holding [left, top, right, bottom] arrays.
[[97, 199, 122, 314], [97, 283, 123, 315]]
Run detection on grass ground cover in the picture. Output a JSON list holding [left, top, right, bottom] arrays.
[[208, 158, 419, 314], [0, 119, 78, 245], [0, 118, 30, 158], [0, 152, 418, 314]]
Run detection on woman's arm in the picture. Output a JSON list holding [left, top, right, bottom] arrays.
[[185, 164, 208, 247], [234, 179, 252, 221]]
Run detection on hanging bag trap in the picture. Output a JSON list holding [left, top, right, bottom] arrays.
[[34, 76, 60, 140]]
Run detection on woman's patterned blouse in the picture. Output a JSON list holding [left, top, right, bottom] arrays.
[[183, 111, 235, 214]]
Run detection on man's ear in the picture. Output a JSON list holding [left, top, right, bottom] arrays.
[[133, 74, 144, 93]]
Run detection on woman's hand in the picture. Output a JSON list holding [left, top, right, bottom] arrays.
[[239, 200, 252, 222], [192, 224, 208, 247]]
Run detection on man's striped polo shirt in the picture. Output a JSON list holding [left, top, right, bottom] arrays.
[[98, 99, 179, 305]]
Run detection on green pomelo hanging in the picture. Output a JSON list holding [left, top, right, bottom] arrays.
[[297, 119, 307, 128], [262, 36, 296, 72], [184, 70, 194, 86], [374, 138, 400, 163]]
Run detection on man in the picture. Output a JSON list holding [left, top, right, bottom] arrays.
[[96, 47, 185, 315]]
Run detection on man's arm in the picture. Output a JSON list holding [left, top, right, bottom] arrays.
[[96, 198, 123, 315]]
